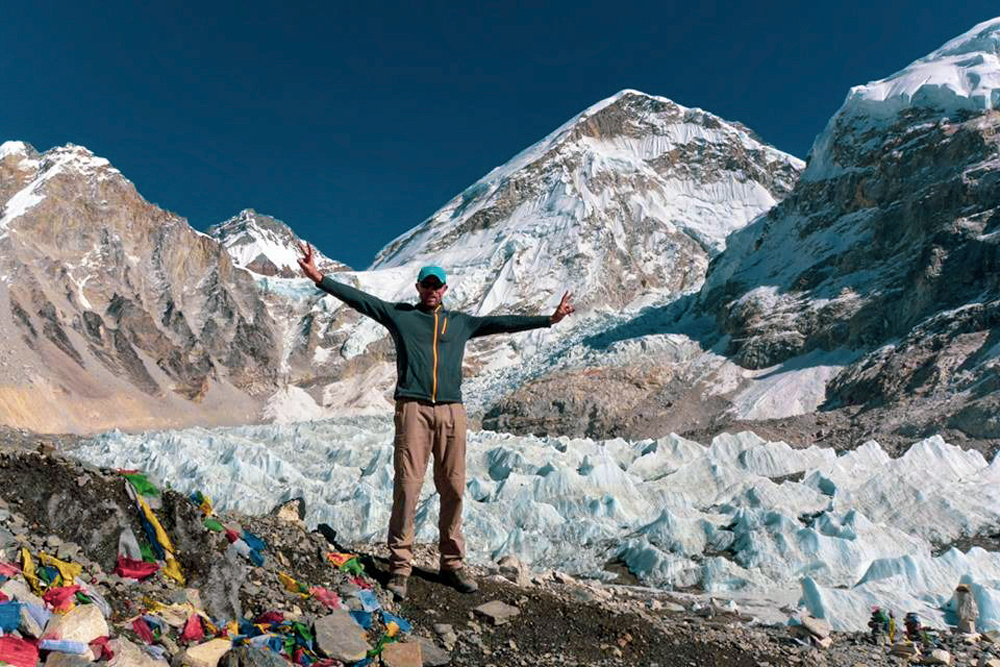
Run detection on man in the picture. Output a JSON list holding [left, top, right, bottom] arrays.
[[297, 243, 574, 599]]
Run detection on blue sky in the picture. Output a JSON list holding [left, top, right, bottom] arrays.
[[2, 2, 997, 269]]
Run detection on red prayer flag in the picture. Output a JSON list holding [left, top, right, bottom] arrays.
[[115, 555, 160, 581], [0, 637, 39, 667], [42, 585, 82, 613], [181, 614, 204, 642], [132, 617, 155, 644], [90, 636, 114, 661]]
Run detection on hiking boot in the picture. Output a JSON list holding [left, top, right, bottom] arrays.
[[387, 574, 409, 600], [440, 568, 478, 593]]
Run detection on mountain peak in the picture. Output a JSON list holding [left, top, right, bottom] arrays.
[[844, 17, 1000, 120], [806, 17, 1000, 180], [209, 209, 349, 277], [0, 141, 37, 160]]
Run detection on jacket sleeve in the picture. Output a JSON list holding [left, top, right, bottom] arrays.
[[468, 314, 551, 339], [317, 275, 395, 326]]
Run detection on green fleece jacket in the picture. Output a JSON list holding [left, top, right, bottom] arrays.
[[318, 275, 551, 404]]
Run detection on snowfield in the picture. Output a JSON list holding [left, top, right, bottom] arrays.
[[73, 422, 1000, 632]]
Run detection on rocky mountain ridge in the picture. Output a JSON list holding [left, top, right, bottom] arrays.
[[229, 89, 806, 423], [0, 141, 272, 433], [0, 87, 804, 433], [482, 18, 1000, 450], [3, 20, 999, 446]]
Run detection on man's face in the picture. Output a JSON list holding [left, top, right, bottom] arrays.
[[416, 278, 447, 307]]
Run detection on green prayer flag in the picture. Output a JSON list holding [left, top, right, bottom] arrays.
[[124, 472, 160, 497]]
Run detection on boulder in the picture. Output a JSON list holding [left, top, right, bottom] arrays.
[[1, 578, 45, 608], [314, 609, 370, 663], [44, 654, 93, 667], [173, 639, 232, 667], [954, 584, 978, 626], [19, 603, 47, 638], [415, 638, 450, 667], [800, 615, 831, 639], [924, 648, 952, 665], [497, 555, 529, 587], [473, 600, 520, 626], [109, 637, 170, 667], [218, 646, 289, 667], [890, 642, 920, 658], [44, 604, 109, 644], [381, 641, 422, 667], [271, 498, 305, 524], [199, 545, 245, 623]]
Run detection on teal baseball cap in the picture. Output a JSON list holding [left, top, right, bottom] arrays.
[[417, 265, 447, 284]]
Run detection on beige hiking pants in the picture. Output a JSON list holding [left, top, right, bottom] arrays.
[[388, 399, 467, 575]]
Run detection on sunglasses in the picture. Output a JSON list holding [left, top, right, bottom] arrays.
[[419, 279, 445, 289]]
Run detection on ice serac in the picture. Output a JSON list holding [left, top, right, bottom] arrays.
[[72, 422, 1000, 633], [690, 18, 1000, 439], [0, 143, 273, 433]]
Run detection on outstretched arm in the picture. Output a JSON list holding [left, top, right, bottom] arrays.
[[469, 291, 575, 338], [297, 242, 394, 325]]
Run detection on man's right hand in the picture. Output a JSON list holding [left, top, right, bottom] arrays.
[[297, 242, 324, 284]]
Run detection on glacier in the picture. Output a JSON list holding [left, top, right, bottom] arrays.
[[72, 422, 1000, 632]]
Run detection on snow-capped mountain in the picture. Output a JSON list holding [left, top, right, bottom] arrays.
[[696, 18, 1000, 440], [485, 18, 1000, 448], [252, 89, 804, 421], [0, 142, 275, 433], [371, 89, 802, 315], [0, 88, 802, 433], [207, 209, 350, 278]]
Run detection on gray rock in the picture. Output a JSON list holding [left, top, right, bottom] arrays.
[[219, 646, 289, 667], [270, 497, 306, 522], [2, 578, 45, 608], [44, 654, 93, 667], [56, 542, 81, 561], [338, 583, 362, 597], [416, 638, 451, 667], [472, 600, 520, 626], [497, 555, 530, 587], [314, 609, 370, 663], [198, 544, 246, 623], [160, 636, 180, 658], [18, 603, 46, 638], [800, 616, 831, 639]]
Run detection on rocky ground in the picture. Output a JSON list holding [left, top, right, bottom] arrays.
[[0, 434, 997, 667]]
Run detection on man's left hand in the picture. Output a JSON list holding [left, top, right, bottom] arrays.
[[550, 291, 575, 325]]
